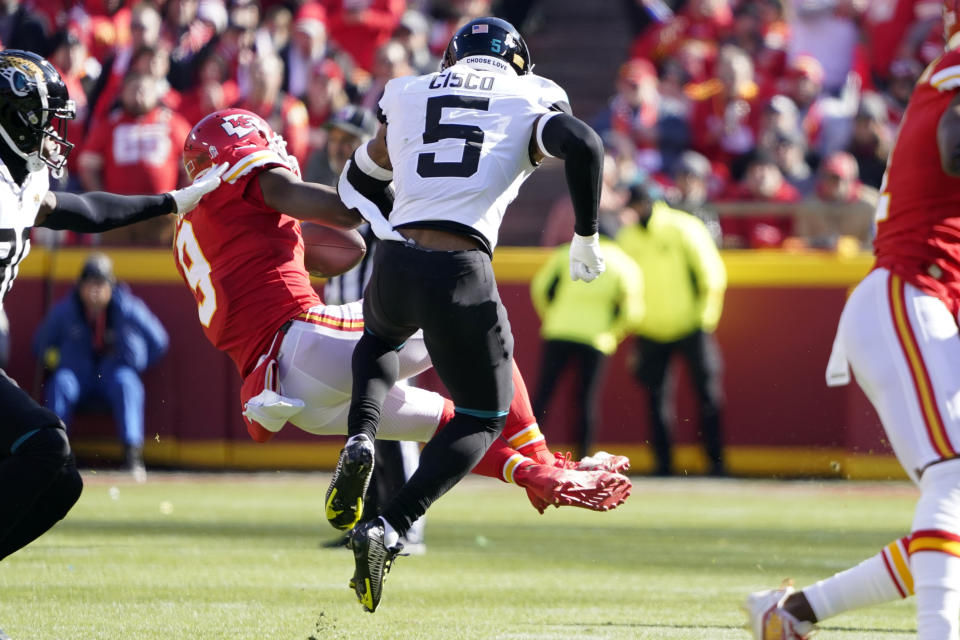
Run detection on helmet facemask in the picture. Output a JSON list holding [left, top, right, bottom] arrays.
[[37, 99, 76, 178]]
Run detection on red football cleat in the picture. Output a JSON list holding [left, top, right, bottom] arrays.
[[552, 450, 631, 474], [514, 464, 632, 514]]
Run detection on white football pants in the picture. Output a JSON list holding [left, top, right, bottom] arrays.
[[828, 268, 960, 483], [276, 302, 445, 442], [829, 267, 960, 639]]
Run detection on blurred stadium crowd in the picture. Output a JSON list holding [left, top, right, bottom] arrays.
[[571, 0, 938, 252], [5, 0, 936, 250]]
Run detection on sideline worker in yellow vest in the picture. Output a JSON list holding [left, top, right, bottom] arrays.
[[616, 180, 727, 476], [530, 235, 644, 459]]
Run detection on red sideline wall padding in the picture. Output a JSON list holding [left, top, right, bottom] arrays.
[[4, 247, 889, 476]]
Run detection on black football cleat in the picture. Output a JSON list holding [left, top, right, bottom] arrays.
[[347, 519, 403, 613], [325, 435, 375, 530]]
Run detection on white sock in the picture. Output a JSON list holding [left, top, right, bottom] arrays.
[[916, 584, 960, 640], [803, 551, 905, 621], [380, 517, 400, 550], [913, 552, 960, 640], [909, 461, 960, 638]]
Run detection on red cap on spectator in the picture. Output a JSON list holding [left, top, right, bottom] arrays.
[[312, 58, 344, 84], [787, 55, 824, 84], [619, 59, 657, 84], [821, 151, 858, 180], [295, 2, 327, 34]]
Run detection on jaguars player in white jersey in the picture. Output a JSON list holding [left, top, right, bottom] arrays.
[[326, 17, 606, 612], [0, 49, 222, 570]]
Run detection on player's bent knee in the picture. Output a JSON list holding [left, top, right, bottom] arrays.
[[455, 412, 506, 438], [49, 463, 84, 519], [12, 427, 73, 474], [487, 414, 507, 435], [476, 416, 506, 452]]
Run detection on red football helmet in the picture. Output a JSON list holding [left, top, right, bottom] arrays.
[[946, 0, 960, 47], [183, 108, 295, 181]]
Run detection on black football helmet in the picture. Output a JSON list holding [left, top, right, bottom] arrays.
[[441, 17, 531, 75], [0, 49, 76, 176]]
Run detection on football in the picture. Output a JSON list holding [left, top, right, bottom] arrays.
[[300, 221, 366, 278]]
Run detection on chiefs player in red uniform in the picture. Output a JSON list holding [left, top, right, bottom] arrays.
[[175, 108, 632, 518], [745, 3, 960, 639]]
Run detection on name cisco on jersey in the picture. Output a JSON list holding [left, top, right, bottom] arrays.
[[429, 70, 496, 91]]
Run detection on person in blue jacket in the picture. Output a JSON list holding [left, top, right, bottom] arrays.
[[33, 253, 168, 482]]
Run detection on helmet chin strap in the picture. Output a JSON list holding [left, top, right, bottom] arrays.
[[0, 121, 43, 173]]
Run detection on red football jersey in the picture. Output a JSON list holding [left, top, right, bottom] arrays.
[[82, 106, 192, 194], [873, 47, 960, 315], [863, 0, 940, 82], [173, 147, 320, 377], [325, 0, 405, 71]]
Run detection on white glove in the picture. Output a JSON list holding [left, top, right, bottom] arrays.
[[243, 389, 305, 433], [169, 162, 229, 214], [569, 232, 605, 282]]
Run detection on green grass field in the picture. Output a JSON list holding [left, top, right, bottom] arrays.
[[0, 472, 922, 640]]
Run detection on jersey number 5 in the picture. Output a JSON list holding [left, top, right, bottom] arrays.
[[417, 95, 490, 178]]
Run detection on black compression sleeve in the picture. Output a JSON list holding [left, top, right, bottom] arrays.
[[40, 191, 175, 232], [539, 113, 603, 237]]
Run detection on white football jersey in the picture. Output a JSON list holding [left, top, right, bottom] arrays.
[[0, 160, 49, 302], [379, 60, 569, 250]]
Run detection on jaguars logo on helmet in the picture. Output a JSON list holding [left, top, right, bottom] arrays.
[[0, 64, 34, 99], [441, 17, 532, 76], [0, 49, 76, 177]]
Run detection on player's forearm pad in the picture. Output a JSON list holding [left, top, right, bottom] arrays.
[[338, 154, 403, 242], [345, 148, 394, 219]]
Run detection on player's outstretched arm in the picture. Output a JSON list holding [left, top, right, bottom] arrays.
[[38, 191, 176, 232], [532, 112, 605, 282], [937, 92, 960, 177], [37, 163, 228, 231], [259, 167, 362, 229]]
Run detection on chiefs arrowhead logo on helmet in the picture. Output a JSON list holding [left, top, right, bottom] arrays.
[[183, 108, 297, 182]]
